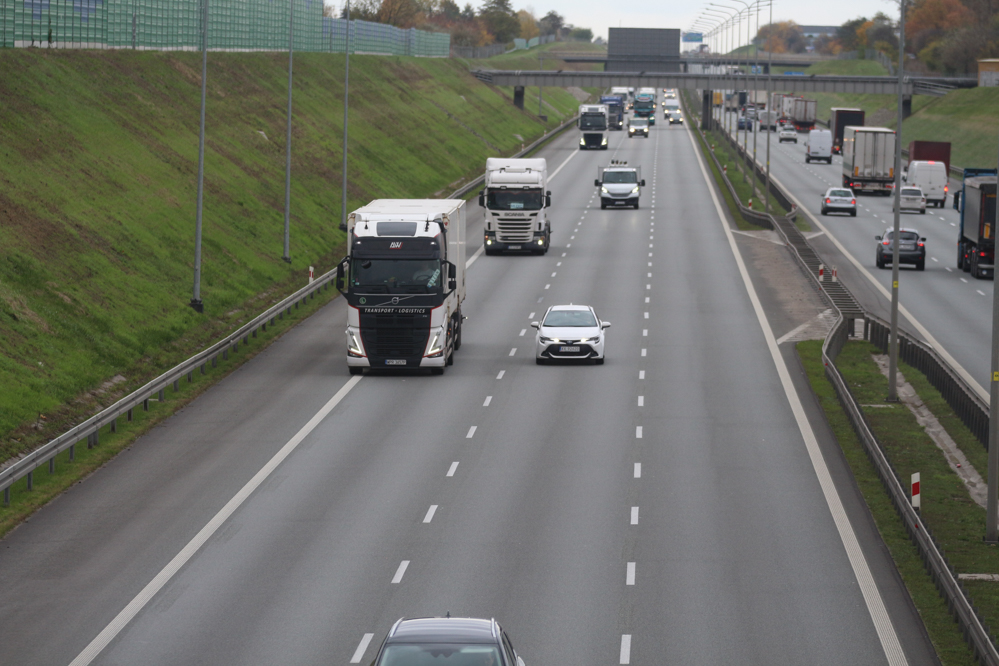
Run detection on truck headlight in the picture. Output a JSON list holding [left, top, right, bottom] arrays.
[[602, 137, 608, 145], [631, 186, 640, 194], [426, 326, 445, 357], [579, 137, 585, 145], [601, 187, 608, 194], [347, 329, 365, 357]]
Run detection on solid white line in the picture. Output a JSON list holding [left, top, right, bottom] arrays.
[[634, 463, 641, 478], [638, 396, 644, 406], [423, 505, 438, 523], [636, 426, 643, 438], [350, 634, 375, 664], [548, 148, 580, 182], [626, 562, 636, 585], [483, 396, 492, 407], [639, 370, 645, 379], [465, 243, 485, 270], [497, 370, 505, 379], [620, 634, 632, 664], [67, 375, 364, 666], [687, 125, 907, 665], [391, 560, 410, 584], [631, 506, 639, 524], [447, 462, 459, 477], [509, 348, 517, 356], [466, 426, 477, 438]]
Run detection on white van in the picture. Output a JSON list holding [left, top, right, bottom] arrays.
[[805, 129, 833, 164], [906, 160, 948, 207]]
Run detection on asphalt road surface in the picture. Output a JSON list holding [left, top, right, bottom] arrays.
[[0, 115, 939, 665]]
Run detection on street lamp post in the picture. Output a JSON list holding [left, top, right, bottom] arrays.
[[888, 2, 906, 405], [339, 0, 351, 232], [282, 0, 294, 264], [190, 0, 209, 313]]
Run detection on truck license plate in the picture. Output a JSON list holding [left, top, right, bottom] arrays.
[[508, 245, 521, 250], [385, 359, 406, 366], [560, 346, 580, 352]]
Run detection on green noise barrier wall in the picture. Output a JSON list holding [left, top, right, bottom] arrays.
[[0, 0, 449, 56]]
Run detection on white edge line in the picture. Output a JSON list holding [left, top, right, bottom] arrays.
[[548, 148, 580, 182], [68, 374, 365, 666], [350, 633, 375, 664], [686, 124, 908, 666]]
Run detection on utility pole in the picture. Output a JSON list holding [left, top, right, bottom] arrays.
[[339, 0, 351, 232], [887, 1, 906, 403], [190, 0, 208, 313], [283, 0, 294, 264], [764, 0, 772, 213]]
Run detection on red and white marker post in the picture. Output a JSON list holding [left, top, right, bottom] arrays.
[[818, 264, 825, 282], [911, 472, 921, 510], [309, 265, 315, 284]]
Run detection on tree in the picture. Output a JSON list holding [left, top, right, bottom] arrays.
[[460, 3, 476, 20], [568, 27, 593, 42], [377, 0, 420, 27], [478, 0, 519, 43], [341, 0, 380, 20], [517, 9, 539, 40], [439, 0, 461, 19], [836, 17, 868, 52], [754, 21, 807, 53], [538, 10, 564, 36]]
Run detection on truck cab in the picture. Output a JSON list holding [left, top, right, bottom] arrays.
[[479, 158, 551, 255], [578, 104, 609, 150], [596, 162, 645, 209], [600, 95, 625, 130], [633, 88, 657, 125]]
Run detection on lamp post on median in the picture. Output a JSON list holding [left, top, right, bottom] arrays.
[[888, 1, 907, 405], [339, 0, 351, 232], [711, 1, 753, 169], [282, 0, 294, 264], [703, 9, 736, 140]]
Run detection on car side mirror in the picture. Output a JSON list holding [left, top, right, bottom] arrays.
[[640, 180, 646, 187], [601, 321, 612, 329], [921, 237, 927, 242], [875, 235, 882, 240], [478, 192, 485, 207], [530, 321, 540, 329], [594, 179, 601, 187]]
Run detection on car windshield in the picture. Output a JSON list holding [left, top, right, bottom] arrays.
[[351, 259, 442, 294], [630, 118, 648, 127], [378, 644, 502, 666], [830, 189, 852, 197], [486, 189, 543, 211], [602, 171, 638, 184], [901, 188, 922, 196], [543, 310, 598, 327], [886, 231, 920, 241]]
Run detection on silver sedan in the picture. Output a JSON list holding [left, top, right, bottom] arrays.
[[820, 187, 857, 216], [531, 304, 610, 365]]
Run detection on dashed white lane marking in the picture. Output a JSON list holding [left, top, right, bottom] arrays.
[[634, 463, 641, 478], [639, 370, 645, 379], [483, 396, 492, 407], [350, 634, 375, 664], [637, 396, 644, 406], [509, 348, 517, 356], [466, 426, 477, 438], [519, 329, 526, 336], [946, 267, 953, 272], [648, 243, 653, 248], [556, 261, 562, 266], [644, 312, 649, 319], [950, 222, 956, 226], [447, 462, 459, 477], [423, 505, 438, 523], [626, 562, 636, 585], [566, 243, 571, 247], [646, 284, 651, 290], [496, 370, 505, 379], [620, 635, 632, 664], [66, 374, 365, 666], [961, 277, 968, 283], [932, 257, 938, 262], [562, 252, 567, 257], [641, 349, 647, 357], [570, 236, 575, 240], [636, 426, 643, 438], [544, 284, 551, 290], [648, 262, 652, 266], [391, 560, 410, 584], [631, 506, 639, 524], [528, 312, 535, 319], [979, 290, 987, 296], [551, 272, 557, 277], [645, 297, 649, 303], [648, 252, 652, 257]]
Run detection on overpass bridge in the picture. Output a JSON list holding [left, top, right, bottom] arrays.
[[560, 52, 838, 72]]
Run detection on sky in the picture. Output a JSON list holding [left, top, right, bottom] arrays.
[[522, 0, 901, 42]]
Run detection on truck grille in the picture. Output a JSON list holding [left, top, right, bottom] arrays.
[[496, 220, 533, 243], [361, 315, 426, 357]]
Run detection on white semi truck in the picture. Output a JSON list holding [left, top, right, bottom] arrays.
[[842, 126, 896, 194], [337, 199, 466, 375], [578, 104, 609, 150], [479, 157, 551, 255]]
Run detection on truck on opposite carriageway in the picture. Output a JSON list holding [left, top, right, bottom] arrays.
[[957, 168, 996, 280]]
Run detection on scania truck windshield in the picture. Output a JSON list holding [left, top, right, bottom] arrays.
[[486, 189, 544, 210]]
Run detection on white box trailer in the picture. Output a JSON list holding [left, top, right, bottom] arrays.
[[338, 199, 466, 375], [790, 98, 817, 130], [842, 127, 896, 194], [480, 157, 550, 254]]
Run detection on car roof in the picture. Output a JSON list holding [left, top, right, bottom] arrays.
[[885, 228, 921, 234], [387, 617, 498, 644], [548, 304, 593, 312]]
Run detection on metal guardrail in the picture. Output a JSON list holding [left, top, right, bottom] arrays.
[[1, 270, 338, 504], [447, 114, 580, 200], [689, 87, 999, 662]]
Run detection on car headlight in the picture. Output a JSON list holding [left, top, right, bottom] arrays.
[[582, 336, 601, 344], [347, 329, 365, 357], [539, 337, 560, 344], [601, 187, 608, 194], [631, 186, 640, 194]]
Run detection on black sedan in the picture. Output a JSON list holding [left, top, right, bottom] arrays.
[[876, 228, 926, 270]]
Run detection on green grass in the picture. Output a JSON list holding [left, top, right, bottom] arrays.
[[797, 340, 979, 665], [897, 88, 999, 170], [824, 340, 999, 652], [0, 49, 568, 457], [805, 59, 889, 76]]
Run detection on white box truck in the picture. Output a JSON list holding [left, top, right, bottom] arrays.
[[479, 157, 551, 255], [337, 199, 466, 375], [790, 98, 817, 131], [578, 104, 609, 150], [842, 126, 896, 194]]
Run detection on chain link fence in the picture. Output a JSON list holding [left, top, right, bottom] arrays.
[[0, 0, 449, 55]]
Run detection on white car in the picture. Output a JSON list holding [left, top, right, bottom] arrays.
[[531, 305, 610, 365], [893, 186, 927, 214], [778, 127, 797, 143], [820, 187, 857, 216]]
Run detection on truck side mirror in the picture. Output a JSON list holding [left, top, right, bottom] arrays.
[[546, 194, 552, 207], [478, 192, 485, 207], [448, 262, 456, 278], [448, 279, 457, 291], [594, 179, 601, 187], [641, 180, 646, 187], [335, 257, 348, 294]]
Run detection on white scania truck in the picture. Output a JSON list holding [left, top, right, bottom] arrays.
[[479, 157, 551, 255], [337, 199, 466, 375]]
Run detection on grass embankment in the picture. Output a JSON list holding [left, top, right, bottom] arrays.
[[0, 49, 573, 459], [798, 339, 999, 664]]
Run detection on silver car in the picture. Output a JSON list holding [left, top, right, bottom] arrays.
[[820, 187, 857, 216], [532, 305, 610, 365], [893, 186, 927, 214], [778, 127, 797, 143]]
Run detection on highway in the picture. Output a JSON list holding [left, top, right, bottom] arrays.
[[715, 108, 992, 396], [0, 117, 938, 665]]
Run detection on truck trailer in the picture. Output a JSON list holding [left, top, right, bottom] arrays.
[[829, 108, 865, 154], [842, 126, 896, 194], [789, 98, 817, 131], [957, 169, 996, 279], [479, 157, 551, 255], [338, 199, 466, 375], [578, 104, 609, 150], [908, 141, 952, 175]]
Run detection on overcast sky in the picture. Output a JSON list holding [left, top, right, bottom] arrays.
[[522, 0, 900, 42]]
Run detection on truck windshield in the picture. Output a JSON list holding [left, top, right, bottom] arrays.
[[351, 259, 443, 293], [579, 114, 607, 130], [634, 100, 654, 111], [602, 171, 638, 184], [487, 189, 543, 210]]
